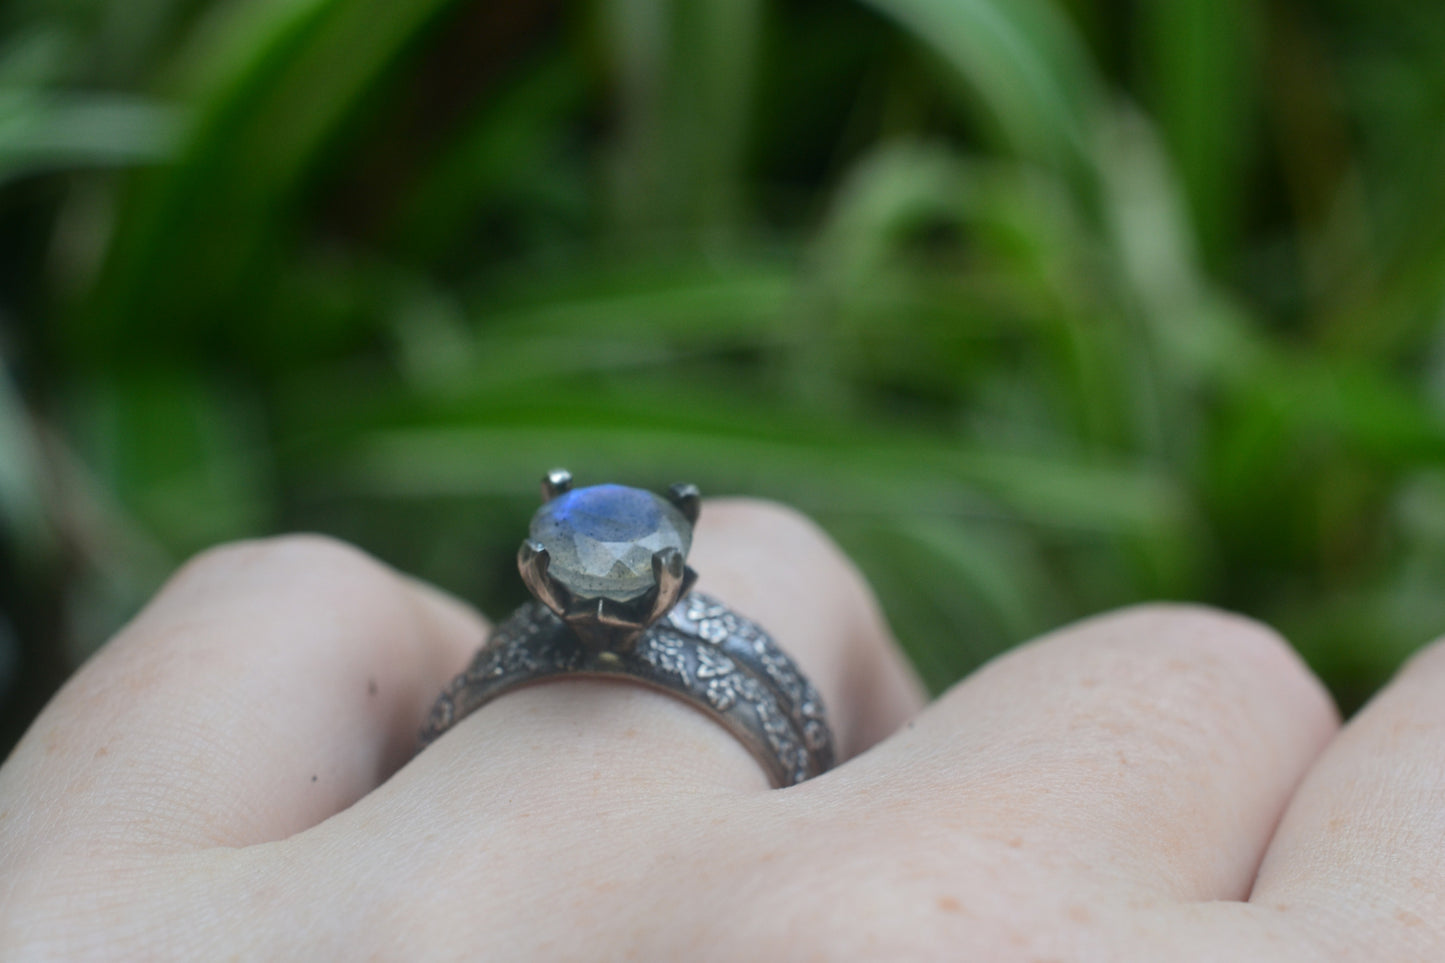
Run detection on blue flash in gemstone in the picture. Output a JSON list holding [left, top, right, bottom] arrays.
[[529, 484, 693, 601]]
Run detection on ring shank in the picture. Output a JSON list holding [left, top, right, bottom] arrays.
[[420, 596, 834, 787]]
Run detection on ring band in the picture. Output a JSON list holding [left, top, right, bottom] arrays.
[[421, 593, 833, 786], [418, 472, 835, 787]]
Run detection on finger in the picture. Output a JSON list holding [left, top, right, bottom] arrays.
[[394, 498, 926, 800], [831, 604, 1337, 902], [1249, 637, 1445, 952], [691, 499, 926, 760], [0, 535, 486, 860]]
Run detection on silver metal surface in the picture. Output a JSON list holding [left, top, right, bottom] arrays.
[[420, 594, 834, 787], [541, 468, 573, 501], [665, 482, 701, 525], [418, 471, 835, 787]]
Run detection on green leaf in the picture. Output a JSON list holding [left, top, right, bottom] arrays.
[[386, 50, 588, 262], [0, 358, 55, 562], [0, 25, 74, 87], [1138, 0, 1258, 262], [0, 89, 179, 183], [80, 0, 471, 359], [302, 387, 1191, 541], [856, 0, 1103, 175], [602, 0, 766, 234], [68, 371, 271, 554]]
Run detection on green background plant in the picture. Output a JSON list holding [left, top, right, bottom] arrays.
[[5, 0, 1445, 750]]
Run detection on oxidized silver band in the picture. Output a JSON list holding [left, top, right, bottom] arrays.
[[421, 593, 834, 786], [418, 470, 835, 788]]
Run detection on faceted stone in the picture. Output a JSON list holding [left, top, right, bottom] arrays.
[[529, 484, 693, 602]]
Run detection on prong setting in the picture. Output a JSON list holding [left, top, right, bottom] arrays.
[[519, 475, 701, 652], [542, 469, 574, 502], [645, 548, 695, 626], [518, 540, 569, 615], [666, 483, 701, 525]]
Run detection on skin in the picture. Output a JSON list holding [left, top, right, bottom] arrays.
[[0, 497, 1440, 960]]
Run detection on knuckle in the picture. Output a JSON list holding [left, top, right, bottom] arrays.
[[701, 497, 858, 583], [703, 496, 830, 544], [1400, 633, 1445, 676], [700, 496, 885, 626], [168, 533, 399, 606], [179, 532, 384, 582], [1084, 602, 1335, 729], [245, 532, 385, 578], [1108, 602, 1299, 671]]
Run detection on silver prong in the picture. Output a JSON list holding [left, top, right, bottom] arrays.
[[517, 540, 568, 615], [665, 482, 701, 525], [594, 597, 634, 630], [645, 548, 689, 624], [542, 469, 574, 502], [567, 597, 644, 651]]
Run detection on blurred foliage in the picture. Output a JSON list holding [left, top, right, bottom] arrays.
[[6, 0, 1445, 749]]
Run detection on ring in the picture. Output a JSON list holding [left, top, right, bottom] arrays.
[[419, 470, 836, 787]]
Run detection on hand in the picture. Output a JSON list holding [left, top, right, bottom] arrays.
[[0, 500, 1432, 960]]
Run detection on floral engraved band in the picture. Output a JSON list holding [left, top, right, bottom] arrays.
[[419, 471, 835, 787]]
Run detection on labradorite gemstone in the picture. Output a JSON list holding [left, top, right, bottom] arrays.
[[529, 484, 692, 601]]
